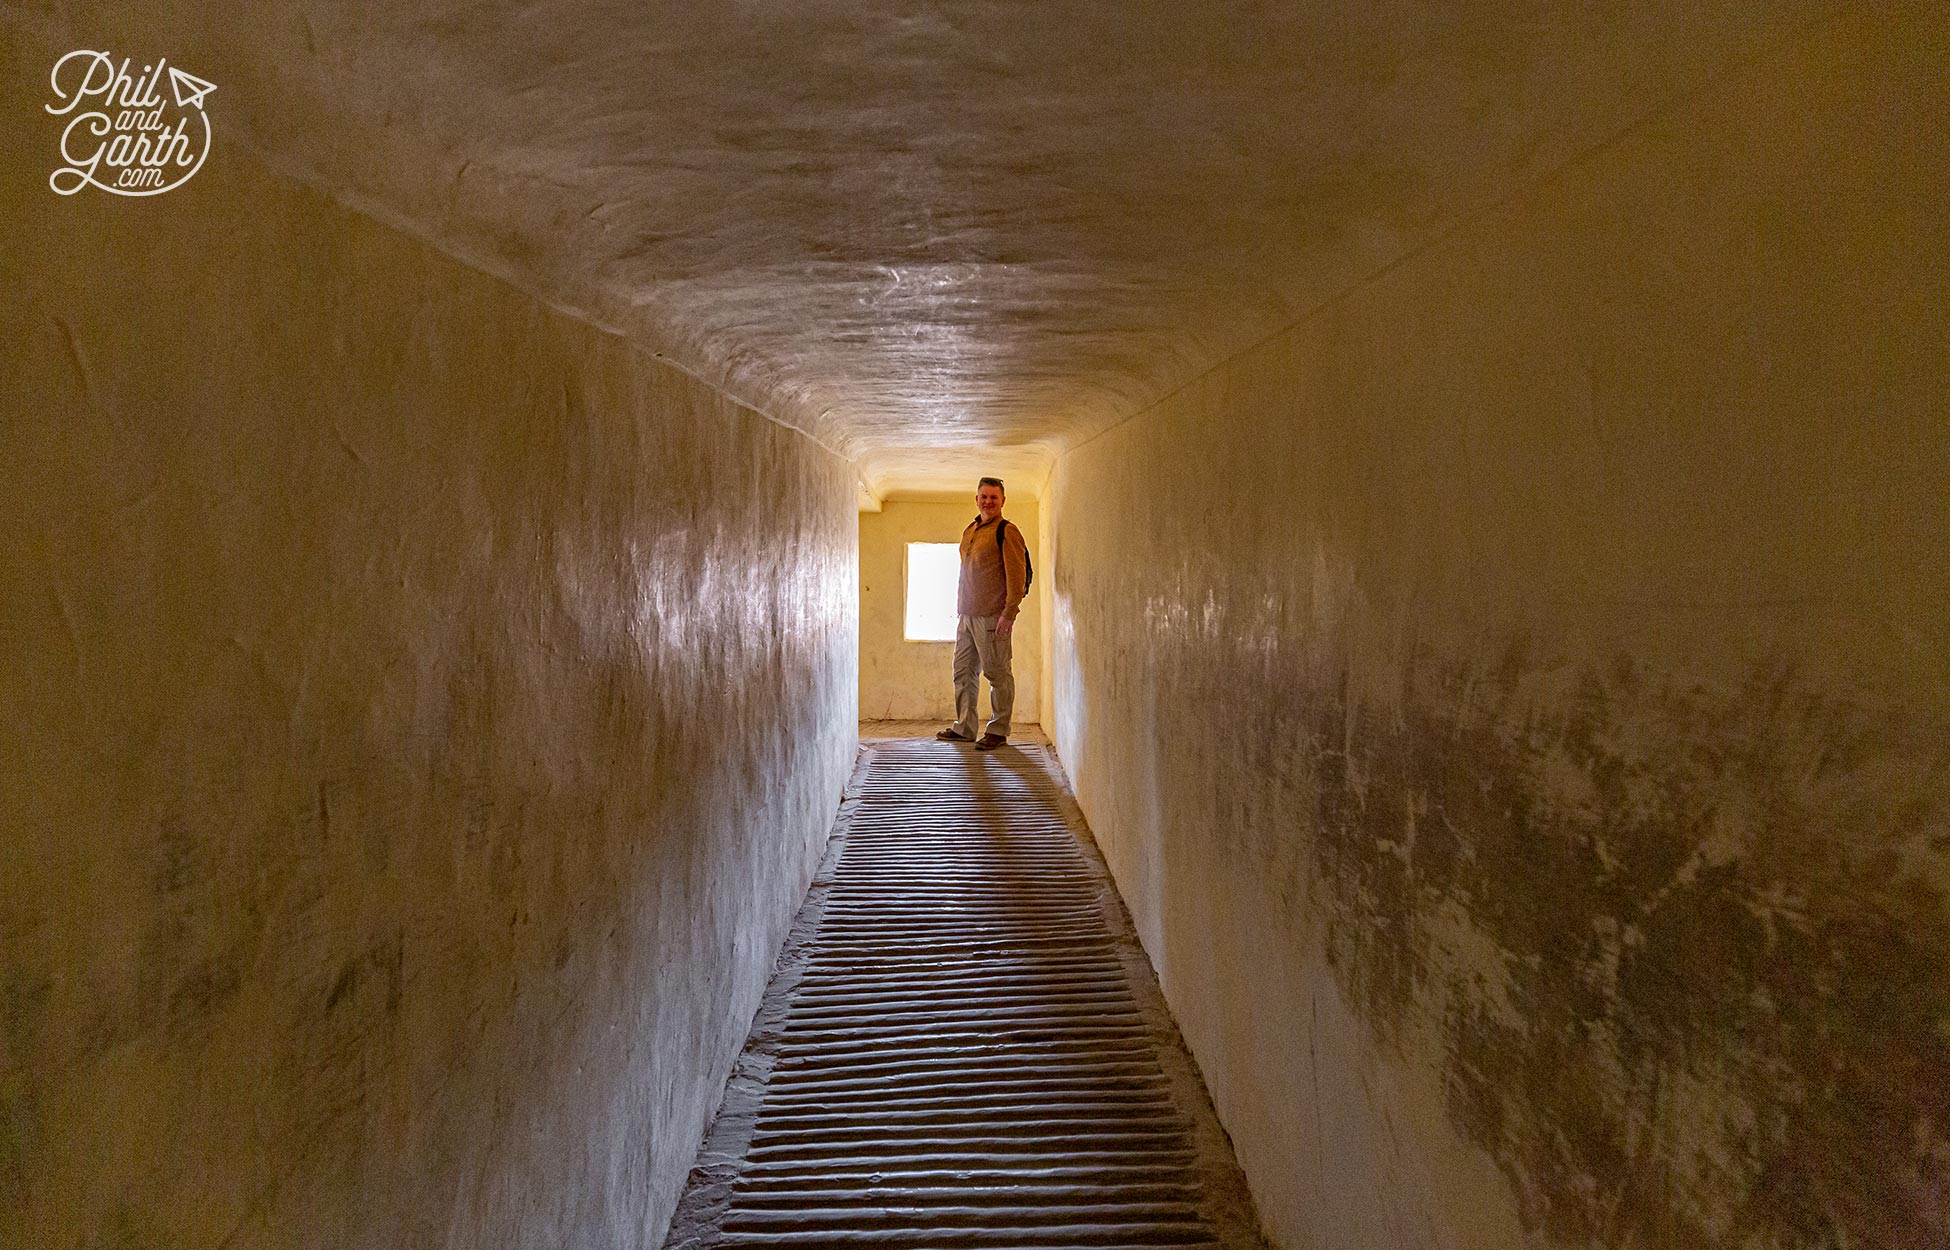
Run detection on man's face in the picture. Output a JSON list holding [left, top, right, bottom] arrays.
[[976, 484, 1004, 521]]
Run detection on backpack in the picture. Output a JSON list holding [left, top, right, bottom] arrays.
[[995, 519, 1034, 591]]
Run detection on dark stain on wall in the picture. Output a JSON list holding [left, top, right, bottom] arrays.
[[1302, 645, 1950, 1248], [87, 1202, 164, 1250], [142, 810, 249, 1046], [0, 921, 50, 1232]]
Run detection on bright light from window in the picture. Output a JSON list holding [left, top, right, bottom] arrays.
[[904, 543, 960, 641]]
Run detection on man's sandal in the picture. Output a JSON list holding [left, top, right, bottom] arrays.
[[974, 734, 1007, 751], [935, 728, 974, 742]]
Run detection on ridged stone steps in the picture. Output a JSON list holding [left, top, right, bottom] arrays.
[[662, 735, 1266, 1250]]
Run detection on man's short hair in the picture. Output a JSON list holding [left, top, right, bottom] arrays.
[[978, 476, 1005, 490]]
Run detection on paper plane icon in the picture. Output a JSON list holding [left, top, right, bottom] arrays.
[[168, 66, 216, 110]]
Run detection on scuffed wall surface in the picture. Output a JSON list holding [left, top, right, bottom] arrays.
[[1048, 10, 1949, 1250], [859, 498, 1041, 724], [0, 48, 856, 1250]]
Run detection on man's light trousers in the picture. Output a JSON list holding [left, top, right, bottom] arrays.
[[951, 613, 1014, 739]]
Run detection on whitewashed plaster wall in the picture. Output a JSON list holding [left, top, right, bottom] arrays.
[[1046, 10, 1950, 1249], [0, 54, 857, 1249]]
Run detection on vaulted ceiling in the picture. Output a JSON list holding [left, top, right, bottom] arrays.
[[28, 0, 1824, 495]]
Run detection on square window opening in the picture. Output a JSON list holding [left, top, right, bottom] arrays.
[[904, 542, 959, 641]]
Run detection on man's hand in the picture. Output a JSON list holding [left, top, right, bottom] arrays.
[[995, 615, 1015, 640]]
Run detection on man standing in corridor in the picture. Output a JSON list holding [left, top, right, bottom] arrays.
[[937, 476, 1029, 751]]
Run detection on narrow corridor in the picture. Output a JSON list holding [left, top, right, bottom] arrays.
[[662, 727, 1264, 1250], [10, 6, 1945, 1247]]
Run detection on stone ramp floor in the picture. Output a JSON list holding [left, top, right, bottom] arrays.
[[662, 731, 1266, 1250]]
